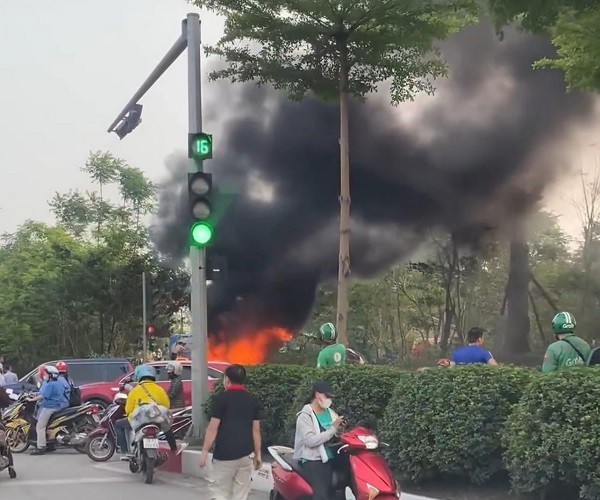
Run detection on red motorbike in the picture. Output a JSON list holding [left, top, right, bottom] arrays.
[[268, 426, 401, 500], [85, 390, 192, 462]]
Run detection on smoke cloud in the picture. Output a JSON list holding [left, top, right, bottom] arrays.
[[151, 22, 596, 337]]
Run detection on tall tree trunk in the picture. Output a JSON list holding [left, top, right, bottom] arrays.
[[504, 233, 531, 353], [336, 40, 351, 346]]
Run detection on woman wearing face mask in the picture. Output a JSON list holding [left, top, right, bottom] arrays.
[[293, 380, 345, 500]]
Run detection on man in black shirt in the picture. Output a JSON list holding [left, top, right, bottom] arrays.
[[199, 364, 263, 500]]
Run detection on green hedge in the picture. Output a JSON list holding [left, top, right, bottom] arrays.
[[381, 365, 537, 485], [503, 368, 600, 500]]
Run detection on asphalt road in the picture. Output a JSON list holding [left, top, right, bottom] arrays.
[[5, 448, 436, 500], [3, 449, 268, 499]]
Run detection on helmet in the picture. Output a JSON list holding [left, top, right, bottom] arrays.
[[552, 311, 576, 335], [55, 361, 68, 373], [133, 364, 157, 382], [45, 365, 59, 379], [113, 392, 128, 405], [166, 361, 183, 376], [319, 322, 337, 343]]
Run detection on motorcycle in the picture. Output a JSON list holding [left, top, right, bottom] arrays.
[[86, 389, 192, 462], [3, 391, 98, 454], [268, 426, 401, 500], [124, 422, 168, 484], [0, 423, 16, 479]]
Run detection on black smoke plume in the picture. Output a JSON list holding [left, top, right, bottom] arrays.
[[151, 22, 595, 339]]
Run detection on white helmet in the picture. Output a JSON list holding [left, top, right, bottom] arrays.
[[166, 361, 183, 376], [45, 365, 59, 379]]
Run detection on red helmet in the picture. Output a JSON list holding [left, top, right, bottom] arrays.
[[55, 361, 68, 373]]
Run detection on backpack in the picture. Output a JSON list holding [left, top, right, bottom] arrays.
[[562, 338, 600, 366], [69, 384, 82, 406]]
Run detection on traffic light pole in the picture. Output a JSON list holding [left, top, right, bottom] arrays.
[[107, 12, 209, 443], [187, 13, 209, 443], [142, 271, 147, 362]]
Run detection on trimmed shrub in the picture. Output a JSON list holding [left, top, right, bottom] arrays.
[[381, 365, 537, 485], [283, 365, 411, 446], [503, 368, 600, 499], [205, 364, 318, 446]]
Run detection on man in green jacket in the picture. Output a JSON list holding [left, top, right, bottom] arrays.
[[542, 311, 591, 374], [317, 323, 346, 368]]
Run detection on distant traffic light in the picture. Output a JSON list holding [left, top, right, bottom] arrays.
[[146, 324, 155, 336], [188, 172, 214, 247], [113, 104, 143, 140], [188, 132, 213, 161]]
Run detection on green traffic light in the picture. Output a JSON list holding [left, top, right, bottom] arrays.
[[190, 221, 213, 247]]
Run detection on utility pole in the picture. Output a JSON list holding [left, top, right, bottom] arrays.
[[186, 13, 209, 443], [107, 13, 209, 442], [142, 271, 147, 362]]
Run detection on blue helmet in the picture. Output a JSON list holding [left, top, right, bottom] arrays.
[[134, 364, 157, 382]]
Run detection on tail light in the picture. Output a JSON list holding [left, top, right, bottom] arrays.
[[89, 405, 100, 415], [142, 426, 159, 438]]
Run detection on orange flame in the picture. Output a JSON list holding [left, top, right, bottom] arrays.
[[208, 327, 293, 364]]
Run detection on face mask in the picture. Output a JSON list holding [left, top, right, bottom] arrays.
[[319, 397, 332, 409]]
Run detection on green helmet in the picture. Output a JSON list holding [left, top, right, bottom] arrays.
[[319, 322, 337, 342], [552, 311, 576, 335]]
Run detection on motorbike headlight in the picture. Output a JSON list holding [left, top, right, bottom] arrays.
[[366, 483, 380, 500], [358, 435, 379, 449]]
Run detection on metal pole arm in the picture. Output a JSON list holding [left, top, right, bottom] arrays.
[[107, 23, 188, 133]]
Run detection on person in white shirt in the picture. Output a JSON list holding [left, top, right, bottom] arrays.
[[3, 366, 18, 385], [0, 371, 6, 387]]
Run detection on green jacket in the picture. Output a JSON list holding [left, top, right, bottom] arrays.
[[542, 335, 591, 374], [317, 343, 346, 368]]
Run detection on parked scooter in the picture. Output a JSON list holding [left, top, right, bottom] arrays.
[[0, 389, 18, 479], [86, 388, 192, 462], [268, 426, 401, 500], [4, 391, 98, 453]]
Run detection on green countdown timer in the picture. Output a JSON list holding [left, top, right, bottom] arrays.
[[189, 133, 213, 160]]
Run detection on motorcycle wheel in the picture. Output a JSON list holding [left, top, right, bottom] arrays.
[[86, 435, 115, 462], [74, 417, 97, 454], [6, 428, 29, 454], [144, 455, 155, 484]]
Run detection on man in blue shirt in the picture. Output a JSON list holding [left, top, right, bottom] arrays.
[[450, 327, 498, 366], [29, 366, 65, 455]]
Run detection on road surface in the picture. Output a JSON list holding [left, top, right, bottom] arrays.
[[3, 449, 267, 499], [6, 448, 435, 500]]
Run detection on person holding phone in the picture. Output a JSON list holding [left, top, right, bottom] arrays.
[[293, 380, 345, 500]]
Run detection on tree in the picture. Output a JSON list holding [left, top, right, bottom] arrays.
[[489, 0, 600, 91], [193, 0, 476, 345]]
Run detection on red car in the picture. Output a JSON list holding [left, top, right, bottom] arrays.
[[80, 360, 229, 409]]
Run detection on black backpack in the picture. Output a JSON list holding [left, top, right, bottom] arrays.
[[66, 379, 82, 407], [562, 338, 600, 366]]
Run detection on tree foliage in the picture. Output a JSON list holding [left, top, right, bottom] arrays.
[[0, 152, 187, 372], [194, 0, 475, 102], [489, 0, 600, 92]]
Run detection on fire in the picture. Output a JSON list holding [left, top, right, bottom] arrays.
[[208, 327, 293, 365]]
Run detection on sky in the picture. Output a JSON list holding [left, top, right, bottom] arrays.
[[0, 0, 224, 234], [0, 0, 598, 243]]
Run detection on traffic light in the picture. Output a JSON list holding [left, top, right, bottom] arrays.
[[188, 132, 213, 161], [113, 104, 143, 140], [188, 172, 214, 247], [146, 324, 155, 336]]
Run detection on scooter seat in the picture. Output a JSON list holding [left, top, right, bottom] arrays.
[[51, 407, 81, 420], [282, 456, 347, 491]]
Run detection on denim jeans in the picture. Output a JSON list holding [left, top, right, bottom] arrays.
[[115, 418, 131, 453]]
